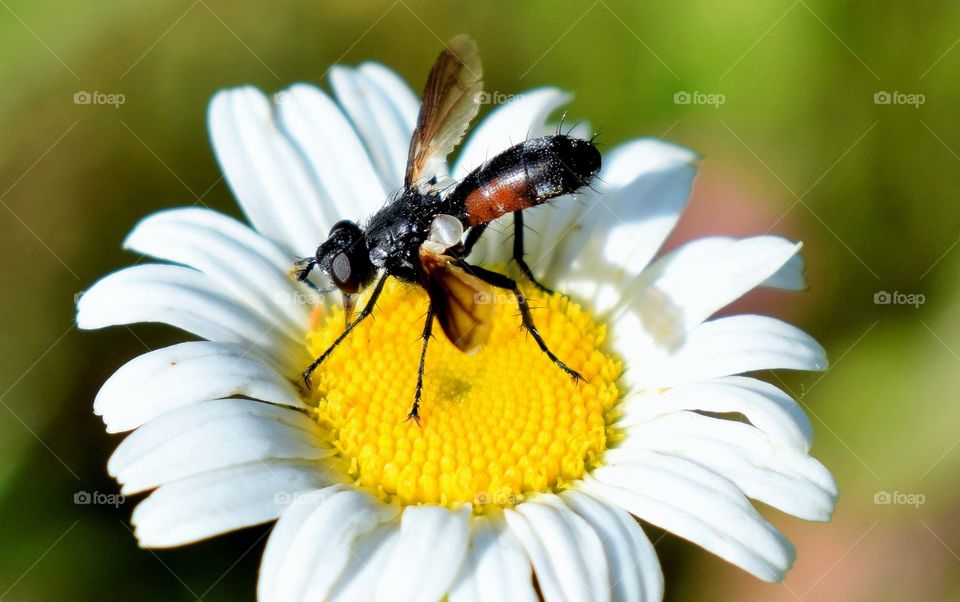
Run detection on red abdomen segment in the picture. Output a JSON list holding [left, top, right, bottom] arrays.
[[462, 168, 538, 225], [448, 134, 601, 227]]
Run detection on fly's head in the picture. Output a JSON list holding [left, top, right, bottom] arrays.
[[315, 220, 375, 324]]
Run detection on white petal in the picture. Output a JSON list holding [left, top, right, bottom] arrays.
[[506, 495, 610, 602], [276, 83, 387, 221], [94, 341, 305, 433], [615, 412, 837, 521], [555, 139, 698, 314], [763, 252, 807, 291], [561, 490, 663, 602], [259, 488, 335, 601], [376, 504, 472, 602], [330, 65, 415, 192], [619, 376, 813, 452], [358, 62, 421, 133], [76, 265, 305, 373], [449, 516, 536, 602], [611, 236, 803, 331], [261, 488, 398, 601], [132, 459, 332, 547], [584, 452, 795, 582], [124, 208, 311, 339], [328, 525, 400, 602], [623, 314, 827, 389], [209, 87, 332, 255], [109, 399, 331, 495]]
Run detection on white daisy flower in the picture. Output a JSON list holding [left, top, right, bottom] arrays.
[[78, 55, 837, 601]]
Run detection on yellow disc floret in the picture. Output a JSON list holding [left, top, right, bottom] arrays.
[[305, 278, 622, 510]]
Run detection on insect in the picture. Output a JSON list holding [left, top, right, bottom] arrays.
[[293, 34, 601, 423]]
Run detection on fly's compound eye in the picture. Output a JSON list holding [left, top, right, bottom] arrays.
[[330, 252, 358, 293]]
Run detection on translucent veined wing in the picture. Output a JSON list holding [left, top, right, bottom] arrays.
[[405, 34, 483, 192], [418, 242, 492, 353]]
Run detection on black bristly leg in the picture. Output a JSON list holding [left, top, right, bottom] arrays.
[[406, 304, 435, 425], [461, 262, 583, 383], [461, 223, 488, 257], [512, 211, 554, 295], [301, 274, 388, 388]]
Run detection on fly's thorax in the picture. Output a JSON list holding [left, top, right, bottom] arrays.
[[364, 190, 455, 277]]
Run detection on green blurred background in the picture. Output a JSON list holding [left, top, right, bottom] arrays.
[[1, 0, 958, 599]]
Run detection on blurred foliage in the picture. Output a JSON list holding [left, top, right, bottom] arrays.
[[1, 0, 959, 599]]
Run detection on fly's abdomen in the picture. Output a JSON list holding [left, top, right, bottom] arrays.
[[449, 134, 601, 227]]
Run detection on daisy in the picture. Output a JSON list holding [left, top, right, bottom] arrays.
[[77, 53, 837, 601]]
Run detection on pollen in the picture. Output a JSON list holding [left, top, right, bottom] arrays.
[[305, 278, 622, 511]]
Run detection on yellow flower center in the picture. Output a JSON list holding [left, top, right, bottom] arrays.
[[305, 278, 622, 510]]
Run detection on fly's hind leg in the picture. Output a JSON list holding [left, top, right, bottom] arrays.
[[512, 211, 554, 295], [301, 274, 388, 388], [461, 262, 583, 383]]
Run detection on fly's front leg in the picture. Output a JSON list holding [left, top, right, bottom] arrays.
[[406, 304, 435, 425], [289, 257, 335, 297], [302, 274, 388, 388], [461, 262, 582, 382]]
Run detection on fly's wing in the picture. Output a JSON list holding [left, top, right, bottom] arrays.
[[405, 34, 483, 192], [418, 243, 493, 354]]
